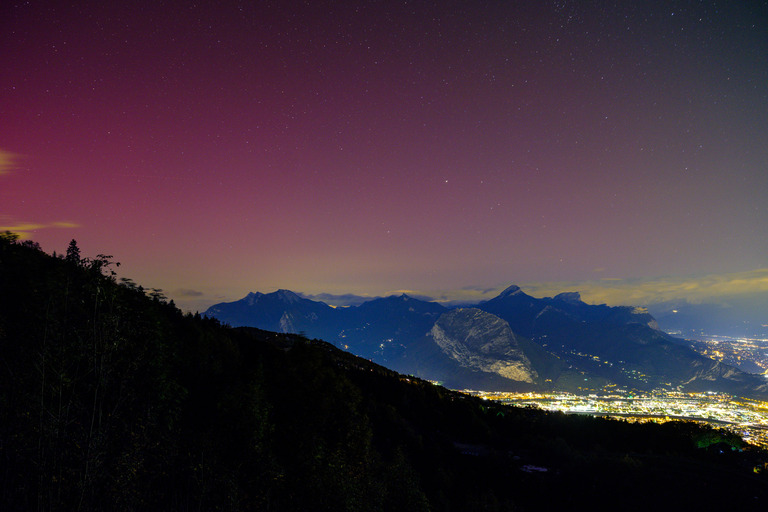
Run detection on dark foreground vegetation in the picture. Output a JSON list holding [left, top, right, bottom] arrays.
[[2, 232, 768, 511]]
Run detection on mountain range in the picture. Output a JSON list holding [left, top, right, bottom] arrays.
[[204, 286, 768, 397]]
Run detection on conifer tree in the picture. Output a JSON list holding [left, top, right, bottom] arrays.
[[65, 238, 81, 264]]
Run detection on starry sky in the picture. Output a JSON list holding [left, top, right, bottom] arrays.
[[2, 0, 767, 312]]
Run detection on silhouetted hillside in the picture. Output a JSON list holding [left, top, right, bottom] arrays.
[[2, 232, 768, 511]]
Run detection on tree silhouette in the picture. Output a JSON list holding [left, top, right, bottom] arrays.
[[65, 239, 81, 264]]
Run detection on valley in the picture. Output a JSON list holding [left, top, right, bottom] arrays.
[[680, 334, 768, 375], [468, 389, 768, 449]]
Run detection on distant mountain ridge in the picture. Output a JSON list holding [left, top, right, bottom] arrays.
[[474, 285, 766, 395], [648, 298, 768, 339], [204, 289, 341, 340], [204, 287, 768, 397]]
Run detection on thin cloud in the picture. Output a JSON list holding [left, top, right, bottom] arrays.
[[0, 149, 19, 175], [388, 287, 494, 305], [410, 271, 768, 309], [175, 288, 204, 297], [1, 152, 80, 239], [386, 289, 419, 296], [0, 221, 79, 239], [460, 285, 499, 295], [519, 269, 768, 306]]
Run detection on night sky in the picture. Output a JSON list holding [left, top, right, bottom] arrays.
[[2, 1, 767, 311]]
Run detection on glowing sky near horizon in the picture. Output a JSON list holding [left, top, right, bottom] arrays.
[[2, 1, 767, 311]]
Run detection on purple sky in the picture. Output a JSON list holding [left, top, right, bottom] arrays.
[[2, 1, 767, 311]]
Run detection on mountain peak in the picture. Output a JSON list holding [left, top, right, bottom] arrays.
[[498, 285, 522, 298], [245, 291, 264, 305], [274, 289, 301, 303], [553, 291, 582, 304], [377, 293, 412, 302]]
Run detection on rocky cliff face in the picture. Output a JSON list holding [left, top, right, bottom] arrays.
[[430, 309, 538, 383]]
